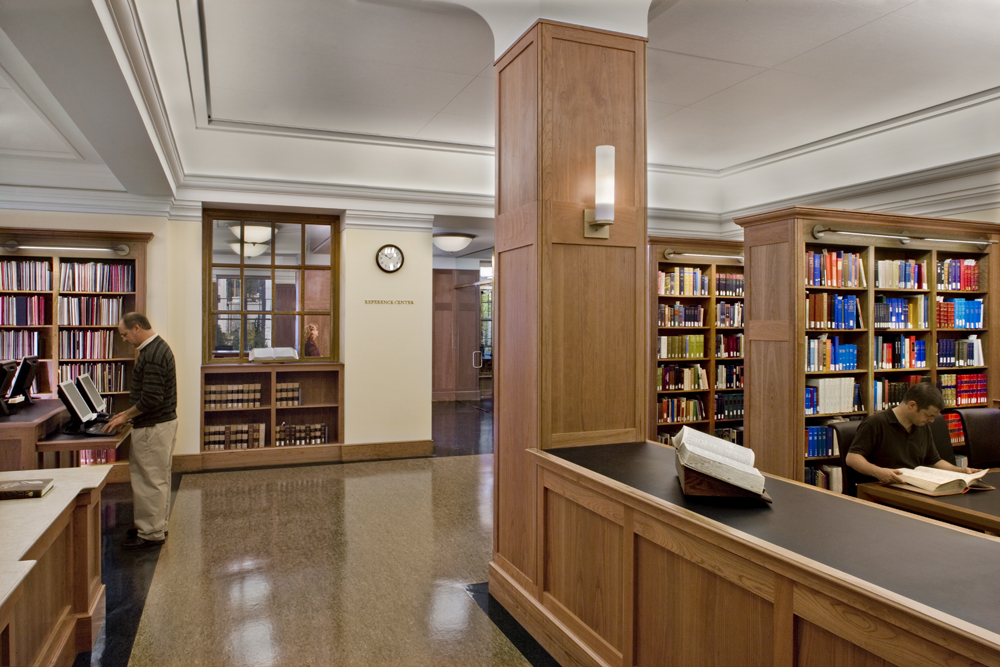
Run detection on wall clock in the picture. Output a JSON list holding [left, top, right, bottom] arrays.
[[376, 244, 404, 273]]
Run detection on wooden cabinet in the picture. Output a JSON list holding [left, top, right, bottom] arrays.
[[735, 206, 1000, 482], [648, 237, 745, 445], [0, 227, 151, 481], [200, 362, 344, 468]]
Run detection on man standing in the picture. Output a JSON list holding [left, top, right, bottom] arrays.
[[104, 312, 177, 549]]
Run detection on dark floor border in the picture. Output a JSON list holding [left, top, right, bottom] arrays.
[[465, 582, 560, 667]]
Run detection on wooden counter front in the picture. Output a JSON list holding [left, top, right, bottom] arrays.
[[488, 441, 1000, 667]]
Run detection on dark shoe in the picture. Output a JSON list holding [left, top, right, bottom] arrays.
[[121, 535, 165, 550], [127, 527, 167, 538]]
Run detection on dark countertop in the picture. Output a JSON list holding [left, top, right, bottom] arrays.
[[550, 441, 1000, 637]]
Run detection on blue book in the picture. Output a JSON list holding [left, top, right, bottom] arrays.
[[846, 295, 856, 329]]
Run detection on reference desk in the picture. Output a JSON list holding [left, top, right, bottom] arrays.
[[858, 470, 1000, 535], [0, 466, 111, 667], [489, 441, 1000, 667]]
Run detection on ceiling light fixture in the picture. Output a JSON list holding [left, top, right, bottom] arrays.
[[433, 233, 476, 253], [229, 242, 270, 258], [3, 240, 129, 255], [812, 225, 992, 249], [584, 145, 615, 239], [664, 249, 743, 263], [229, 224, 274, 244]]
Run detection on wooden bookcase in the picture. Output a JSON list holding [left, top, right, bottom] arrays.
[[648, 237, 745, 445], [199, 362, 344, 468], [0, 227, 151, 482], [736, 207, 1000, 482]]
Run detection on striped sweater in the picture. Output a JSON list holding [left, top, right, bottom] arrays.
[[130, 336, 177, 427]]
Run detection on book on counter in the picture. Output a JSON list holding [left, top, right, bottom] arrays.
[[890, 467, 993, 496], [248, 347, 299, 363], [0, 478, 54, 500], [672, 426, 771, 503]]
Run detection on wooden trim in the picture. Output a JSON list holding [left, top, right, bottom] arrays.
[[340, 440, 432, 461], [550, 429, 638, 448]]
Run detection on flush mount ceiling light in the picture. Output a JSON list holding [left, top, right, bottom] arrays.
[[433, 233, 476, 253], [228, 242, 270, 258], [3, 240, 129, 255], [229, 224, 274, 244]]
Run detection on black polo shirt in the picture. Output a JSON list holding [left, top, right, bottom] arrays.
[[848, 408, 941, 470]]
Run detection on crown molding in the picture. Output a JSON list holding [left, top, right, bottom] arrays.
[[168, 198, 202, 221], [0, 185, 173, 217], [342, 210, 435, 233]]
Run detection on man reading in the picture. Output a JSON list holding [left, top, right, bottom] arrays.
[[846, 382, 978, 485]]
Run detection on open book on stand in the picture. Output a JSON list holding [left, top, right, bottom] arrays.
[[672, 426, 771, 503], [249, 347, 299, 363], [890, 467, 993, 496]]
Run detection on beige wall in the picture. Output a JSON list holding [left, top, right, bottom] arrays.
[[341, 228, 432, 444], [0, 209, 203, 456]]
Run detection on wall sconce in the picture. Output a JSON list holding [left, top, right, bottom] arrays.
[[664, 248, 744, 263], [3, 240, 130, 255], [432, 233, 476, 253], [584, 145, 615, 239], [812, 225, 992, 249]]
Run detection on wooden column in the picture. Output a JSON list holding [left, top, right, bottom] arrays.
[[493, 20, 647, 598]]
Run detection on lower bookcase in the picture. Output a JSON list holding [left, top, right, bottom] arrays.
[[199, 362, 345, 468]]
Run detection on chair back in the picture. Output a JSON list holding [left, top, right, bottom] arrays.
[[954, 408, 1000, 469], [833, 420, 870, 496], [929, 415, 957, 465]]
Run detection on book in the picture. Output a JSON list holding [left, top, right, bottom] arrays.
[[0, 478, 54, 500], [248, 347, 299, 362], [890, 467, 992, 496], [672, 426, 769, 500]]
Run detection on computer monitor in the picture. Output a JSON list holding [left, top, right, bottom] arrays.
[[57, 380, 98, 424], [75, 374, 108, 414], [7, 356, 40, 406], [0, 362, 18, 416]]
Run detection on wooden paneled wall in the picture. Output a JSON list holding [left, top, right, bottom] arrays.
[[493, 20, 648, 599]]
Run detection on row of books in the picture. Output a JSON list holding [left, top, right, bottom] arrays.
[[57, 296, 123, 326], [58, 362, 127, 392], [806, 336, 858, 372], [938, 373, 987, 406], [805, 378, 862, 415], [874, 259, 926, 290], [873, 376, 925, 411], [874, 335, 927, 369], [1, 330, 40, 360], [658, 397, 706, 424], [717, 333, 743, 358], [658, 303, 703, 327], [0, 259, 51, 291], [59, 262, 134, 292], [276, 423, 329, 446], [806, 249, 866, 288], [805, 424, 842, 458], [657, 335, 704, 359], [935, 297, 983, 329], [204, 383, 263, 410], [80, 448, 117, 466], [942, 413, 966, 445], [58, 330, 115, 360], [873, 296, 927, 330], [716, 274, 744, 296], [657, 267, 710, 296], [937, 258, 978, 291], [804, 465, 843, 493], [657, 364, 708, 391], [716, 363, 744, 389], [0, 295, 46, 325], [806, 293, 861, 329], [937, 337, 984, 367], [714, 426, 744, 446], [714, 392, 743, 420], [203, 423, 266, 450], [276, 382, 303, 406], [715, 301, 743, 328]]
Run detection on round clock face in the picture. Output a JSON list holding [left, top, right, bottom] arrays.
[[376, 244, 404, 273]]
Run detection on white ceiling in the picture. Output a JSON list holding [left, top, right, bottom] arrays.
[[0, 0, 998, 244]]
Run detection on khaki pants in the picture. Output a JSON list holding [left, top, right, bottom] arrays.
[[129, 419, 178, 541]]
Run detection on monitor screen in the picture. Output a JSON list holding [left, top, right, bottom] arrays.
[[7, 356, 39, 399], [75, 374, 108, 414], [57, 380, 97, 423], [0, 361, 17, 399]]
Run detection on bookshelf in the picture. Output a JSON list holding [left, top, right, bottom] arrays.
[[648, 237, 745, 445], [200, 362, 344, 468], [735, 207, 1000, 483], [0, 228, 150, 482]]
